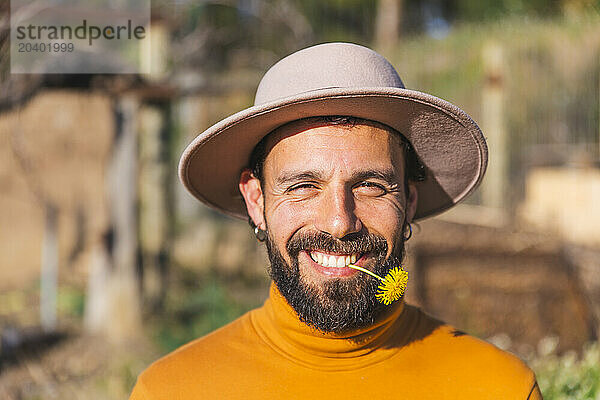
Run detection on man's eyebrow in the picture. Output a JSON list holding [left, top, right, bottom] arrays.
[[275, 170, 325, 186], [352, 169, 399, 185], [275, 169, 400, 186]]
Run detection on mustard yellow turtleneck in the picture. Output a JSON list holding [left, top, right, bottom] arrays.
[[130, 284, 542, 399]]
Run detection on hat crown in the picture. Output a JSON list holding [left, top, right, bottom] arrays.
[[254, 42, 405, 105]]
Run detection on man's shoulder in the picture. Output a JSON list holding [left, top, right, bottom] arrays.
[[410, 305, 530, 369], [404, 305, 538, 396]]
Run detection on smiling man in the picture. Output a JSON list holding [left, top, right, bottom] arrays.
[[130, 43, 541, 399], [243, 118, 418, 334]]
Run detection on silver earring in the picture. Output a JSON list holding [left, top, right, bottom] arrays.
[[254, 226, 267, 242], [404, 223, 412, 241], [248, 217, 267, 242]]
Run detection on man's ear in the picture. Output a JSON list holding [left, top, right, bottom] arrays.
[[406, 182, 418, 223], [239, 169, 265, 229]]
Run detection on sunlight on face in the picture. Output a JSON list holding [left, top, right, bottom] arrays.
[[261, 119, 412, 287]]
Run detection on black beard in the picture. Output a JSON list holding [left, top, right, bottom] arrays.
[[265, 229, 407, 334]]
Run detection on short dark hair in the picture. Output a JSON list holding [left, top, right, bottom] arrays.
[[248, 116, 426, 195]]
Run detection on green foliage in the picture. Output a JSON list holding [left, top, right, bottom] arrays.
[[153, 274, 257, 353], [295, 0, 378, 43], [57, 286, 85, 318], [533, 343, 600, 400], [451, 0, 564, 21]]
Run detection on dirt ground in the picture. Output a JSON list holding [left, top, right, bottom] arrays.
[[0, 331, 158, 400]]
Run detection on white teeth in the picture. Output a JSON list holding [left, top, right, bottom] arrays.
[[310, 251, 361, 268], [328, 257, 337, 268]]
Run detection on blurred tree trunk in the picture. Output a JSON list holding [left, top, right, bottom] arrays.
[[375, 0, 403, 53], [84, 96, 142, 341], [40, 202, 58, 332], [84, 232, 112, 334], [174, 92, 204, 225], [480, 42, 507, 211], [139, 104, 170, 312]]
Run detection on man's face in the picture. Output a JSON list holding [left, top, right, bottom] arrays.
[[239, 119, 417, 333]]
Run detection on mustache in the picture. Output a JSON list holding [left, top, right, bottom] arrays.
[[286, 231, 388, 258]]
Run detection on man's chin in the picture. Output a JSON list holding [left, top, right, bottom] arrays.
[[313, 275, 364, 304], [279, 279, 385, 333], [268, 256, 386, 333]]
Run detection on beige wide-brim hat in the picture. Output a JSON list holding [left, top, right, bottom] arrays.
[[179, 42, 487, 220]]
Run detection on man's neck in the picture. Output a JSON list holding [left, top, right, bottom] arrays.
[[248, 283, 413, 371]]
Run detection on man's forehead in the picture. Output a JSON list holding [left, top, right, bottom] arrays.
[[263, 118, 404, 155], [261, 118, 407, 180]]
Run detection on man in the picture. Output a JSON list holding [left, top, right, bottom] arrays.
[[130, 43, 541, 399]]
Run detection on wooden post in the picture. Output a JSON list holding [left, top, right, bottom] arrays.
[[40, 202, 58, 332], [107, 95, 142, 341], [139, 104, 168, 310], [480, 42, 508, 210], [140, 17, 168, 80], [375, 0, 403, 53], [174, 90, 205, 224], [84, 234, 111, 334], [85, 95, 142, 341]]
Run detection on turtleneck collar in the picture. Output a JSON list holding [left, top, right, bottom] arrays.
[[250, 283, 418, 371]]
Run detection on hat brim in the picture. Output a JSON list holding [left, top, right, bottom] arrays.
[[179, 87, 487, 221]]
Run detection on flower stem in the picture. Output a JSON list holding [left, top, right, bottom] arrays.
[[347, 264, 385, 282]]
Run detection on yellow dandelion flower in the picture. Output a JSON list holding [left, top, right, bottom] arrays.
[[347, 264, 409, 305], [375, 267, 409, 305]]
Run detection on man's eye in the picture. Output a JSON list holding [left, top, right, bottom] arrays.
[[354, 182, 387, 196], [287, 183, 318, 193]]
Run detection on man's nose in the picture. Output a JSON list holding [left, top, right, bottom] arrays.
[[314, 185, 362, 239]]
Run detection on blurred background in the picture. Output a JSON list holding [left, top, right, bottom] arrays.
[[1, 0, 599, 398]]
